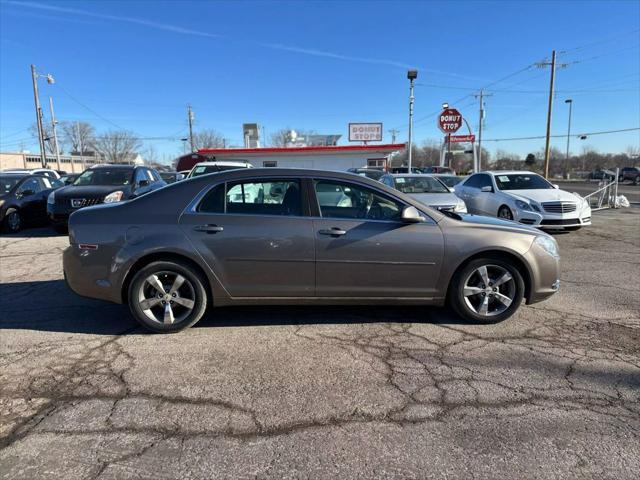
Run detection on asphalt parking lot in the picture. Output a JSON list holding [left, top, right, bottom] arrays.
[[1, 209, 639, 479]]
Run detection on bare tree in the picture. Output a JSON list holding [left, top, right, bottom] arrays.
[[61, 121, 96, 154], [192, 129, 226, 150], [270, 128, 292, 147], [29, 122, 56, 155], [93, 130, 142, 164]]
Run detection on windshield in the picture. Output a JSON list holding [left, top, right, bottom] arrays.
[[495, 174, 553, 190], [190, 165, 248, 177], [0, 176, 24, 194], [437, 176, 462, 188], [394, 176, 449, 194], [73, 168, 133, 186]]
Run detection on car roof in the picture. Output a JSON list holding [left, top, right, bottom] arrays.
[[0, 172, 30, 178], [388, 173, 439, 178], [481, 170, 538, 176], [88, 164, 137, 170], [194, 161, 252, 166]]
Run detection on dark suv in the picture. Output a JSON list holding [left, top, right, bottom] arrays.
[[47, 164, 166, 232], [620, 167, 640, 184]]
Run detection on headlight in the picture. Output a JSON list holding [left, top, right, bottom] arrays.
[[104, 191, 124, 203], [47, 191, 55, 205], [0, 199, 4, 207], [534, 235, 560, 259], [454, 202, 467, 213], [515, 199, 532, 211]]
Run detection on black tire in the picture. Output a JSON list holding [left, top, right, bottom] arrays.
[[497, 205, 513, 221], [128, 261, 208, 333], [2, 208, 22, 233], [53, 225, 68, 235], [448, 257, 525, 324]]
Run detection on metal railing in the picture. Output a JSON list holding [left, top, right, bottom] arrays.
[[583, 168, 619, 211]]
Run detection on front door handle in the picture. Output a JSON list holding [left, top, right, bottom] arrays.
[[319, 227, 347, 236], [194, 224, 224, 234]]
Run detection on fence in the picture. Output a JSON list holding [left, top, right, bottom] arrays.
[[583, 168, 620, 211]]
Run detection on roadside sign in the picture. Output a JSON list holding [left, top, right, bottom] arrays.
[[438, 108, 463, 134], [445, 134, 475, 143], [349, 123, 382, 142]]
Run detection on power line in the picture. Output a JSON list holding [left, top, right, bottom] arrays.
[[56, 84, 128, 130], [482, 127, 640, 142]]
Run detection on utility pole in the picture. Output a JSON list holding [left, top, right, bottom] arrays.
[[77, 121, 85, 171], [564, 99, 573, 179], [31, 65, 47, 167], [48, 97, 61, 171], [536, 50, 568, 179], [473, 89, 492, 172], [187, 104, 195, 153], [407, 70, 418, 172], [388, 129, 399, 144]]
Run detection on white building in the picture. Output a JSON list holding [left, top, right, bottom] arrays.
[[176, 144, 405, 172]]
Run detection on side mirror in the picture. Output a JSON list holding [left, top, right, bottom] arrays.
[[480, 186, 493, 193], [552, 184, 559, 189], [138, 179, 149, 188], [401, 206, 425, 223]]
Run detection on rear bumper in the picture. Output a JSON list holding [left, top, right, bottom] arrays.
[[63, 244, 123, 304]]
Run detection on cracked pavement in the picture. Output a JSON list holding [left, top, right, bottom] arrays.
[[1, 209, 639, 479]]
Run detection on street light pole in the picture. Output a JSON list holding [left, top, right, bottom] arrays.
[[49, 97, 61, 171], [407, 70, 418, 172], [187, 104, 195, 153], [31, 65, 47, 168], [564, 99, 573, 179]]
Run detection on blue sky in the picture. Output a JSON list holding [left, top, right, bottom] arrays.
[[1, 0, 638, 163]]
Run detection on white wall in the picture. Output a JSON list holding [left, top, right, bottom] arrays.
[[213, 152, 384, 171]]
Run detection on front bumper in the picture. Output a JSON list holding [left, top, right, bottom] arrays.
[[523, 241, 561, 304], [513, 206, 592, 230], [48, 203, 73, 226]]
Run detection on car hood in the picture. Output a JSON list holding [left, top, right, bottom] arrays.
[[408, 192, 463, 206], [502, 188, 581, 203], [55, 185, 131, 199], [453, 213, 541, 234]]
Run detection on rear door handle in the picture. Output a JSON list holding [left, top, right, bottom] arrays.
[[319, 228, 347, 236], [194, 224, 224, 234]]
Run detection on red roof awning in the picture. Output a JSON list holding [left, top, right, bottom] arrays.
[[197, 143, 405, 156]]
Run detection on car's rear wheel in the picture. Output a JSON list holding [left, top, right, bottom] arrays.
[[448, 258, 525, 323], [497, 205, 513, 220], [128, 261, 208, 333], [2, 208, 22, 233]]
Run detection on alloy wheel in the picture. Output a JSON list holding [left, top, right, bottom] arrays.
[[137, 271, 196, 325], [462, 264, 516, 317], [7, 212, 21, 232], [498, 207, 513, 220]]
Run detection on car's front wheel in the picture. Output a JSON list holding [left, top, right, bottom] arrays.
[[128, 261, 208, 333], [448, 258, 525, 323], [497, 205, 513, 221], [2, 208, 22, 233]]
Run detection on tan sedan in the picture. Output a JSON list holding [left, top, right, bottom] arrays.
[[63, 168, 560, 333]]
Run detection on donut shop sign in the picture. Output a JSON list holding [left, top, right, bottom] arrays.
[[438, 108, 463, 134], [349, 123, 383, 142]]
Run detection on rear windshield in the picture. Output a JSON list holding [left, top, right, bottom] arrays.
[[437, 176, 462, 188], [74, 169, 133, 186], [494, 174, 553, 190], [0, 176, 24, 194], [393, 176, 449, 194], [190, 165, 248, 177]]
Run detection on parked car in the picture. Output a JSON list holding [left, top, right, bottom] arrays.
[[64, 168, 560, 333], [4, 168, 61, 180], [187, 161, 253, 178], [380, 173, 467, 213], [390, 167, 424, 174], [47, 164, 166, 232], [59, 173, 80, 185], [159, 172, 185, 184], [346, 168, 385, 181], [433, 174, 464, 191], [423, 166, 455, 175], [455, 171, 591, 231], [620, 167, 640, 184], [0, 173, 62, 233], [587, 169, 616, 181]]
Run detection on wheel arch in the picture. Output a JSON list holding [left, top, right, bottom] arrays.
[[445, 249, 533, 304], [121, 251, 213, 305]]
